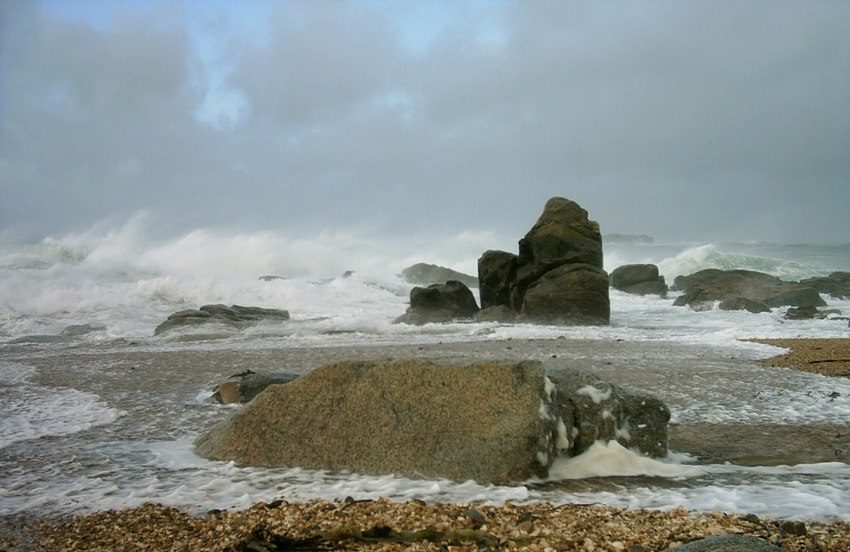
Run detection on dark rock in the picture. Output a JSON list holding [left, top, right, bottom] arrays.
[[514, 197, 604, 297], [478, 250, 518, 309], [762, 286, 825, 308], [475, 305, 517, 323], [522, 264, 610, 325], [610, 264, 661, 289], [475, 197, 609, 326], [395, 281, 479, 325], [718, 297, 772, 314], [799, 271, 850, 300], [154, 304, 290, 336], [610, 264, 668, 297], [214, 371, 300, 404], [400, 263, 478, 289], [672, 269, 827, 309], [666, 534, 783, 551], [784, 305, 821, 320], [546, 368, 670, 458], [619, 281, 669, 297], [195, 359, 669, 484], [258, 275, 287, 281]]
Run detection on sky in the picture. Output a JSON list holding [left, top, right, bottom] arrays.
[[1, 0, 849, 245]]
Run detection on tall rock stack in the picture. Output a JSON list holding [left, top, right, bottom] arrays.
[[478, 197, 610, 325]]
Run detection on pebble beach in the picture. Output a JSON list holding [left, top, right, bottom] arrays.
[[2, 337, 849, 552]]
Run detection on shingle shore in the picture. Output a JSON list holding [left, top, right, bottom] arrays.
[[748, 337, 850, 377], [10, 498, 850, 551]]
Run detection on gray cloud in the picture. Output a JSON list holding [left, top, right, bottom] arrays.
[[1, 0, 848, 243]]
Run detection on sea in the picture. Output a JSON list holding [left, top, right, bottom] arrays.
[[2, 218, 850, 523]]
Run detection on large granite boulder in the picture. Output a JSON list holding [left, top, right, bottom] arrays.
[[610, 264, 668, 297], [154, 304, 290, 336], [672, 269, 826, 310], [400, 263, 478, 289], [477, 197, 610, 325], [194, 359, 669, 484], [799, 271, 850, 300], [395, 280, 480, 325]]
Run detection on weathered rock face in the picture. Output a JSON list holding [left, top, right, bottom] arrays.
[[610, 264, 668, 297], [154, 304, 290, 336], [477, 197, 610, 325], [478, 250, 518, 309], [400, 263, 478, 289], [394, 280, 480, 325], [194, 359, 669, 484], [522, 264, 611, 325], [672, 269, 826, 310]]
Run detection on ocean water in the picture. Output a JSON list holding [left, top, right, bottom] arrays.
[[1, 218, 850, 522]]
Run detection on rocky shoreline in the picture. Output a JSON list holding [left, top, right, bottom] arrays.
[[9, 498, 850, 551], [3, 338, 849, 551]]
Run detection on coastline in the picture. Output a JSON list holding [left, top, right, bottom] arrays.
[[3, 337, 850, 550]]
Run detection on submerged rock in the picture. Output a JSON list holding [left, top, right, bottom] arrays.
[[154, 304, 290, 336], [195, 359, 668, 484]]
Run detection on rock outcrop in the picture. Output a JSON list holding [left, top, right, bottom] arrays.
[[394, 280, 480, 325], [610, 264, 668, 296], [477, 197, 610, 325], [154, 304, 290, 336], [195, 359, 669, 484], [400, 263, 478, 289], [672, 269, 826, 310]]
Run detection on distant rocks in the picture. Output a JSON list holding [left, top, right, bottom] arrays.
[[394, 280, 480, 325], [799, 271, 850, 300], [672, 269, 826, 310], [195, 359, 669, 484], [478, 197, 610, 325], [610, 264, 668, 297], [154, 304, 290, 336], [400, 262, 478, 289]]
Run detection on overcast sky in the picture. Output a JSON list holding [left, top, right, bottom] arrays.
[[1, 0, 848, 244]]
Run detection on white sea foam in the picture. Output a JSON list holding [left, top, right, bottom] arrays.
[[547, 441, 706, 480], [0, 385, 123, 449]]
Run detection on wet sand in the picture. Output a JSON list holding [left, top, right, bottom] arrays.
[[3, 337, 850, 551]]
